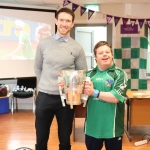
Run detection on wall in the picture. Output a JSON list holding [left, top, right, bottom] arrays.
[[0, 3, 58, 110], [1, 3, 150, 110], [72, 3, 150, 90]]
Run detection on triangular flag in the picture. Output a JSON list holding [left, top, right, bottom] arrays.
[[72, 3, 79, 12], [138, 19, 145, 29], [63, 0, 71, 7], [88, 9, 94, 20], [122, 18, 128, 27], [130, 19, 136, 28], [80, 6, 86, 16], [114, 16, 120, 26], [106, 15, 113, 24], [146, 19, 150, 28]]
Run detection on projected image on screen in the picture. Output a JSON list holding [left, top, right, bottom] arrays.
[[0, 16, 51, 60], [0, 7, 56, 79]]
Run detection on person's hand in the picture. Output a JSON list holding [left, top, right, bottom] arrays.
[[83, 81, 94, 97], [58, 80, 64, 90]]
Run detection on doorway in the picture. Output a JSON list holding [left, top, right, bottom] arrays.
[[71, 24, 112, 70]]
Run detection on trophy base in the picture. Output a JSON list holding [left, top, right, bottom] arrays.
[[66, 100, 81, 105]]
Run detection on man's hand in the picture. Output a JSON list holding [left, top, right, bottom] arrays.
[[57, 73, 64, 90]]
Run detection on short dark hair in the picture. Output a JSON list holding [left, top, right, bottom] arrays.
[[94, 41, 112, 56], [56, 7, 75, 22]]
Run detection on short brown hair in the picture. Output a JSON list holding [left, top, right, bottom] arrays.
[[94, 41, 112, 56], [56, 7, 75, 22]]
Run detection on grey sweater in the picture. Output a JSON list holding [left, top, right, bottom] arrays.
[[34, 36, 87, 95]]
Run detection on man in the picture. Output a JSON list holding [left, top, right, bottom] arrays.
[[34, 7, 87, 150], [4, 20, 33, 59], [83, 41, 128, 150]]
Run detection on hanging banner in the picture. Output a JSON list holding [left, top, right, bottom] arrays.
[[130, 19, 137, 28], [80, 6, 86, 16], [106, 15, 113, 24], [88, 9, 95, 20], [146, 19, 150, 28], [72, 3, 79, 12], [138, 19, 145, 29], [63, 0, 71, 7], [122, 18, 128, 27], [62, 1, 148, 29], [114, 16, 120, 26]]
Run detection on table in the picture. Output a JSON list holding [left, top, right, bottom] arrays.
[[125, 90, 150, 141]]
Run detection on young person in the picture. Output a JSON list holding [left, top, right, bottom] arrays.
[[34, 7, 87, 150], [83, 41, 128, 150]]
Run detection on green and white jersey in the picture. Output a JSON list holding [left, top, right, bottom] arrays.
[[85, 64, 128, 138]]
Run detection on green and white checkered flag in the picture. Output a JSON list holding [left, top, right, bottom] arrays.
[[114, 36, 148, 90]]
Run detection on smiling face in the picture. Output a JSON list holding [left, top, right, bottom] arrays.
[[55, 12, 74, 36], [94, 42, 113, 70]]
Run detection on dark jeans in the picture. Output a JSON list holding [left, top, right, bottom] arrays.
[[85, 134, 123, 150], [35, 92, 75, 150]]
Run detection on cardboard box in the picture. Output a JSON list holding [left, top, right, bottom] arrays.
[[0, 97, 9, 114]]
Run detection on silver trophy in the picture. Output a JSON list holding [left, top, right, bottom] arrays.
[[61, 70, 86, 109]]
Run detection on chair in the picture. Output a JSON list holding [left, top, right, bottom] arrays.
[[11, 77, 36, 115]]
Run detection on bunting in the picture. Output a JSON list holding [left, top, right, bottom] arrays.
[[80, 6, 86, 16], [106, 15, 113, 24], [122, 18, 128, 27], [88, 9, 94, 20], [72, 3, 79, 12], [62, 0, 150, 28], [138, 19, 145, 29], [146, 19, 150, 28], [63, 0, 71, 7], [130, 19, 136, 28], [114, 16, 120, 27]]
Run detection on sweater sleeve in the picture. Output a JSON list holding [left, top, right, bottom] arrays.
[[34, 41, 43, 83]]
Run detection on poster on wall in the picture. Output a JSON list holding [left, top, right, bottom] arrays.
[[120, 24, 138, 34]]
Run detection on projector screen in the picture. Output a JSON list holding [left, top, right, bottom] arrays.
[[0, 6, 56, 79]]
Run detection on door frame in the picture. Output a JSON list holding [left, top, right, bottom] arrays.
[[70, 23, 112, 47]]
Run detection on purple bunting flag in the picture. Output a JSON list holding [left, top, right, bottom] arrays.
[[80, 6, 86, 16], [63, 0, 71, 7], [146, 19, 150, 28], [88, 9, 95, 20], [72, 3, 79, 12], [106, 15, 113, 24], [122, 18, 128, 27], [130, 19, 136, 28], [138, 19, 145, 29], [114, 16, 120, 26]]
